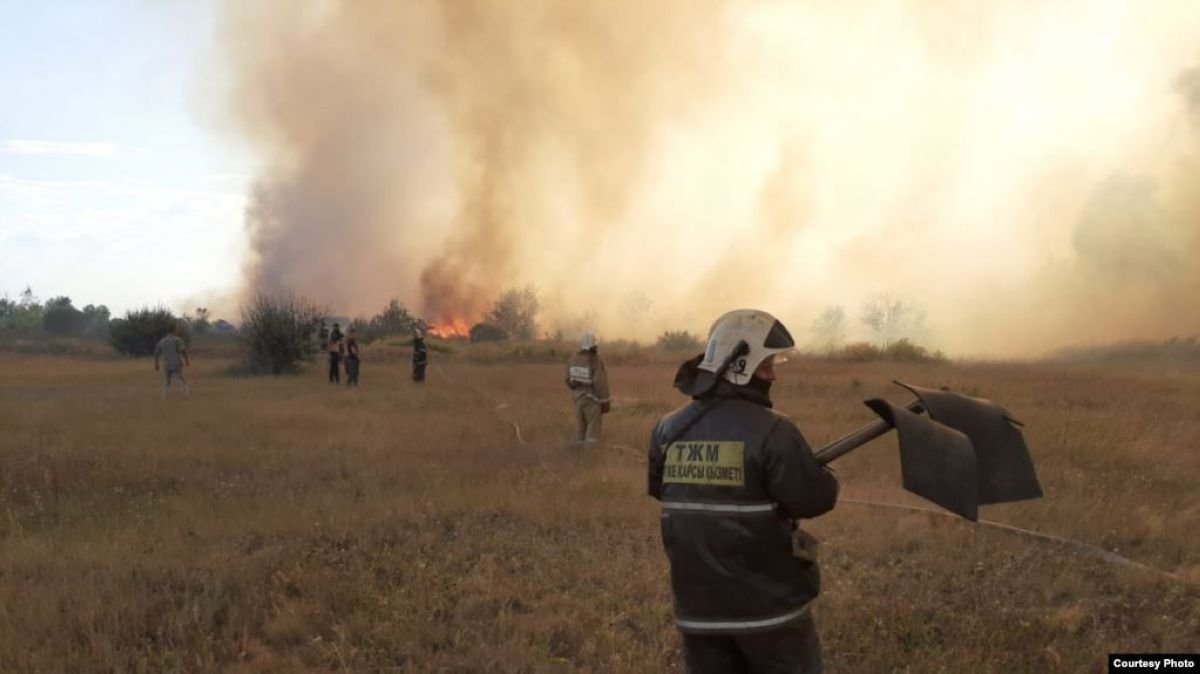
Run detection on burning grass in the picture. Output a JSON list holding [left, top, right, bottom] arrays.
[[0, 352, 1197, 671]]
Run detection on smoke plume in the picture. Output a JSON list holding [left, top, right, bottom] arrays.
[[219, 0, 1200, 355]]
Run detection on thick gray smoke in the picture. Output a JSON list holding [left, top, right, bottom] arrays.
[[219, 1, 1200, 355], [224, 1, 725, 327]]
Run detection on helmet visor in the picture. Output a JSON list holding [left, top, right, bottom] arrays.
[[763, 319, 795, 349]]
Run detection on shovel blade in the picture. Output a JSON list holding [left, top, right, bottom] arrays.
[[865, 399, 980, 521], [896, 382, 1043, 505]]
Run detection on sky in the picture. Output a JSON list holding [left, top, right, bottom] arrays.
[[0, 0, 249, 315]]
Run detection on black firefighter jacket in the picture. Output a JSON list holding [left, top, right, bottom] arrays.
[[648, 362, 839, 635]]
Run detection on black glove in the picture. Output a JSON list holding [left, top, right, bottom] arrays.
[[601, 402, 611, 414]]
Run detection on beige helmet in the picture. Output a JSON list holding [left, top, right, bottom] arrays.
[[580, 332, 597, 350], [698, 309, 796, 386]]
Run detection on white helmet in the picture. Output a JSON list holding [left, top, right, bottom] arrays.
[[580, 332, 597, 350], [699, 309, 795, 386]]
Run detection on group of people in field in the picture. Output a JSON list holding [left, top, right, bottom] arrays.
[[321, 322, 362, 386], [154, 319, 429, 399], [155, 308, 837, 672], [322, 321, 428, 387]]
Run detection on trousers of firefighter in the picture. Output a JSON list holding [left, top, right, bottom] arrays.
[[566, 349, 610, 444]]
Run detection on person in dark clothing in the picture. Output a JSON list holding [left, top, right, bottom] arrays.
[[648, 309, 839, 674], [328, 322, 343, 384], [345, 328, 360, 386], [412, 330, 428, 382]]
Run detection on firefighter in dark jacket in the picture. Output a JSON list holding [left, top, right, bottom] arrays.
[[412, 329, 428, 383], [648, 309, 839, 673]]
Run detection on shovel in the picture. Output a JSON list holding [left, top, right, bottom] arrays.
[[812, 381, 1042, 521]]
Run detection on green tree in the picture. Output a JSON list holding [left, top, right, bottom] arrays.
[[1, 286, 44, 332], [486, 285, 540, 340], [109, 307, 190, 356], [80, 304, 111, 337], [18, 286, 38, 309], [364, 299, 418, 342], [42, 296, 85, 335]]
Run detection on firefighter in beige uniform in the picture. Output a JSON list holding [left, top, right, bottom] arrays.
[[566, 333, 610, 444]]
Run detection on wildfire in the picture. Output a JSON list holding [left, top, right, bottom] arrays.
[[426, 317, 471, 340]]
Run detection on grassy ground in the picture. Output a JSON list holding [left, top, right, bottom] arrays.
[[0, 350, 1197, 672]]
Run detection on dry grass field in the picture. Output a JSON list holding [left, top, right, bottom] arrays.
[[1, 346, 1198, 673]]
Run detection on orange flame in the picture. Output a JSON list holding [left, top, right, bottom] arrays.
[[426, 317, 470, 340]]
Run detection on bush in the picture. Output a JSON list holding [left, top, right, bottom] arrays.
[[469, 322, 509, 343], [109, 307, 190, 356], [42, 297, 84, 336], [834, 341, 882, 362], [238, 294, 326, 374], [830, 339, 943, 362], [883, 338, 944, 362], [655, 330, 702, 352]]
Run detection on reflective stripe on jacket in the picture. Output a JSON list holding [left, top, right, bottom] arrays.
[[648, 381, 839, 635], [566, 350, 609, 403]]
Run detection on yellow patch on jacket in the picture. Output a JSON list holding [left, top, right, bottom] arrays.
[[662, 441, 745, 486]]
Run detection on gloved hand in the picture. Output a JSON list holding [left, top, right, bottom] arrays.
[[601, 402, 611, 414]]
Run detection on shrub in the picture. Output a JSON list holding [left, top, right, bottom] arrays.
[[109, 307, 190, 356], [238, 294, 326, 374], [830, 339, 943, 362], [655, 330, 702, 352], [884, 338, 944, 362], [835, 341, 882, 362], [41, 297, 84, 336], [469, 322, 508, 343]]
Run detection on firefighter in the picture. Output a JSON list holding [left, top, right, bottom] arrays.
[[412, 328, 428, 383], [328, 322, 344, 384], [565, 332, 610, 444], [648, 309, 839, 673]]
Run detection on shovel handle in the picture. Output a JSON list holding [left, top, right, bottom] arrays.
[[813, 400, 923, 465]]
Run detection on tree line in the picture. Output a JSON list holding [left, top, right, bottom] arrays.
[[1, 284, 944, 370]]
